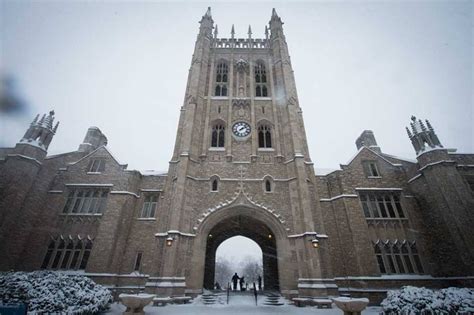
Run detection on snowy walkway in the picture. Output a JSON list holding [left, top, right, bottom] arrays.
[[105, 294, 382, 315]]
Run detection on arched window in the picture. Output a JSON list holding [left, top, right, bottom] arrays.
[[211, 178, 219, 192], [215, 62, 228, 96], [258, 125, 272, 148], [255, 62, 268, 97], [265, 180, 272, 192], [60, 240, 74, 269], [211, 124, 225, 147], [41, 235, 94, 270]]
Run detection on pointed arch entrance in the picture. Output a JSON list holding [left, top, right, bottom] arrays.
[[203, 215, 279, 290]]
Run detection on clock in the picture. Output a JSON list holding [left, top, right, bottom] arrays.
[[232, 121, 251, 138]]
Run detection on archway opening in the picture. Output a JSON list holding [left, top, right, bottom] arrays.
[[203, 215, 279, 291], [215, 236, 263, 290]]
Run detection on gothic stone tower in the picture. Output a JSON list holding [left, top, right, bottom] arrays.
[[151, 8, 335, 297]]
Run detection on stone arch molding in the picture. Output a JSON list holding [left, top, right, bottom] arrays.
[[193, 186, 290, 236]]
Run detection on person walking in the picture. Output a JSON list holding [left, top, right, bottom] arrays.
[[231, 273, 240, 291]]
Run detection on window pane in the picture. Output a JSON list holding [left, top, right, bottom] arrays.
[[51, 251, 62, 269], [265, 130, 272, 147], [394, 196, 405, 218], [79, 250, 90, 269], [376, 255, 386, 274], [395, 255, 405, 273], [369, 195, 379, 217], [61, 251, 71, 269], [134, 252, 142, 271], [403, 254, 414, 273], [385, 196, 396, 218], [413, 255, 424, 273], [362, 201, 371, 218], [377, 196, 387, 217], [70, 250, 81, 269], [150, 203, 156, 217], [41, 249, 54, 269]]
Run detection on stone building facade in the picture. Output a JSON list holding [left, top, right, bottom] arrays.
[[1, 8, 473, 303]]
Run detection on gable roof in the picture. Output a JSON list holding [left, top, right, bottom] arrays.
[[68, 145, 127, 168], [341, 146, 403, 168]]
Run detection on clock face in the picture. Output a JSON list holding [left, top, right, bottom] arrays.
[[232, 121, 251, 138]]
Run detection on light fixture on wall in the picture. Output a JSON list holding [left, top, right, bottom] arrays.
[[208, 234, 213, 238], [166, 237, 174, 247], [311, 238, 319, 249], [268, 234, 272, 239]]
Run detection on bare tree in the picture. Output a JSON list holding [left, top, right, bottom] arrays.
[[241, 256, 263, 284], [214, 257, 233, 290]]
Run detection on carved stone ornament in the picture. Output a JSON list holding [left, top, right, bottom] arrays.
[[235, 58, 249, 73]]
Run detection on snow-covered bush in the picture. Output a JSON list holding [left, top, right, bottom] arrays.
[[381, 286, 474, 314], [0, 271, 112, 314]]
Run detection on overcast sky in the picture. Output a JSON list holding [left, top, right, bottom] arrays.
[[1, 1, 472, 172]]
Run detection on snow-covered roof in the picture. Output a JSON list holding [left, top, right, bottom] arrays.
[[140, 170, 168, 176], [342, 146, 403, 167], [314, 168, 339, 176], [68, 145, 127, 167]]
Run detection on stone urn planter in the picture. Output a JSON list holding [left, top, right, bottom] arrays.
[[332, 297, 370, 315], [119, 293, 156, 315]]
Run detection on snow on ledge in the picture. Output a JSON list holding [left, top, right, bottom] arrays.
[[320, 194, 358, 202], [288, 232, 328, 239]]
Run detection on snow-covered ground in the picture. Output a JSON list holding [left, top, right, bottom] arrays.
[[105, 295, 382, 314]]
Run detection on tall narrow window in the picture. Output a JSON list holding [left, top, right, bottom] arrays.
[[215, 62, 228, 96], [265, 179, 272, 192], [211, 179, 218, 192], [134, 252, 143, 271], [140, 195, 158, 218], [392, 244, 405, 273], [70, 240, 83, 269], [211, 124, 225, 148], [374, 243, 386, 274], [384, 243, 396, 273], [401, 243, 414, 273], [41, 240, 56, 269], [51, 239, 65, 269], [255, 62, 268, 97], [79, 239, 93, 269], [410, 243, 424, 273], [360, 195, 371, 218], [258, 125, 272, 148], [61, 240, 74, 269]]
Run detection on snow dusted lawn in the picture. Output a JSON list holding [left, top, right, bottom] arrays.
[[105, 295, 382, 315]]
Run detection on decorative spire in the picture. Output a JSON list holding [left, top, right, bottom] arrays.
[[214, 24, 218, 38], [272, 8, 279, 18], [53, 121, 60, 133], [205, 7, 211, 18], [19, 110, 59, 151], [265, 25, 269, 40], [406, 115, 443, 155], [31, 114, 39, 125], [248, 25, 252, 38], [231, 24, 235, 39]]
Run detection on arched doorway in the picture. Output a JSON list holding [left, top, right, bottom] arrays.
[[214, 236, 262, 290], [203, 215, 279, 291]]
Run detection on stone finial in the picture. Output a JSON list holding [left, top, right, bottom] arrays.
[[272, 8, 279, 18], [265, 25, 269, 39], [205, 7, 211, 18], [214, 24, 218, 38], [406, 115, 443, 155], [248, 25, 252, 38], [231, 24, 235, 39]]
